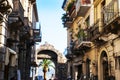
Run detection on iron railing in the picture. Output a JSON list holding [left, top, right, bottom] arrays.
[[89, 19, 100, 41], [102, 0, 119, 27]]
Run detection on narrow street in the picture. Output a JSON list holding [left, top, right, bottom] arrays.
[[0, 0, 120, 80]]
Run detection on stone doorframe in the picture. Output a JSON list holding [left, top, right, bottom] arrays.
[[98, 49, 109, 80]]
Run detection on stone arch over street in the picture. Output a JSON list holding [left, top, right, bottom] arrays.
[[36, 42, 67, 80]]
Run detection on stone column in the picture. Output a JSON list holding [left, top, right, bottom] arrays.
[[0, 0, 12, 79]]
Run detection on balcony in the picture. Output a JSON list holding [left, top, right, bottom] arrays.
[[33, 29, 40, 36], [65, 41, 78, 59], [62, 13, 73, 28], [33, 23, 42, 42], [20, 27, 31, 41], [65, 47, 74, 59], [67, 1, 76, 18], [102, 0, 120, 34], [89, 19, 101, 41], [76, 0, 91, 17], [64, 18, 73, 28], [74, 29, 91, 52], [8, 0, 24, 26], [33, 24, 42, 42], [19, 18, 32, 41]]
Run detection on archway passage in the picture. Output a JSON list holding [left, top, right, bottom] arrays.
[[37, 50, 58, 61], [100, 51, 109, 80], [36, 42, 67, 80]]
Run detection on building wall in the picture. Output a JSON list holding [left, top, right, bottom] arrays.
[[0, 0, 39, 80], [0, 0, 13, 79], [63, 0, 120, 80]]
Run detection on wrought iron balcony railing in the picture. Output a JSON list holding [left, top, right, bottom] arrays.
[[33, 23, 42, 42], [65, 47, 73, 59], [74, 30, 91, 51], [89, 19, 100, 41], [102, 0, 119, 26], [64, 18, 73, 28], [66, 40, 85, 56], [33, 29, 41, 42], [65, 41, 79, 58], [62, 13, 74, 28], [102, 0, 120, 31], [33, 29, 40, 36]]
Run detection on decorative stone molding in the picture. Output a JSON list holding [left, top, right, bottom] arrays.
[[0, 0, 13, 14], [36, 42, 67, 63], [36, 42, 67, 80]]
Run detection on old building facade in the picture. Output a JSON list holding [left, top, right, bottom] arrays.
[[0, 0, 41, 80], [62, 0, 120, 80], [0, 0, 13, 79]]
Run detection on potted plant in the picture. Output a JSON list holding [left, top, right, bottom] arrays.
[[61, 13, 68, 24], [75, 29, 86, 40]]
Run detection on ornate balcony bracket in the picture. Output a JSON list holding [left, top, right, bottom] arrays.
[[76, 41, 92, 49], [0, 0, 13, 14]]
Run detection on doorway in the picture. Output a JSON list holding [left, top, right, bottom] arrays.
[[77, 65, 82, 80], [100, 51, 109, 80]]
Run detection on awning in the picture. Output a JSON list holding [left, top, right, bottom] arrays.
[[5, 47, 17, 66]]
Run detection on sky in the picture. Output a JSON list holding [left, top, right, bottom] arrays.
[[36, 0, 67, 53], [36, 0, 67, 79]]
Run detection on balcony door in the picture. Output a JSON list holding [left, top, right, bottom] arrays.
[[77, 65, 82, 80], [86, 58, 90, 79], [100, 51, 109, 80]]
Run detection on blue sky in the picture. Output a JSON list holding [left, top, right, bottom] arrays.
[[36, 0, 67, 79], [36, 0, 67, 53]]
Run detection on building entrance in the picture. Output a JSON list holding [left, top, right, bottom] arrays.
[[101, 51, 109, 80]]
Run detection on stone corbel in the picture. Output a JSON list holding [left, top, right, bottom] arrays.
[[99, 35, 108, 42], [0, 0, 13, 14]]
